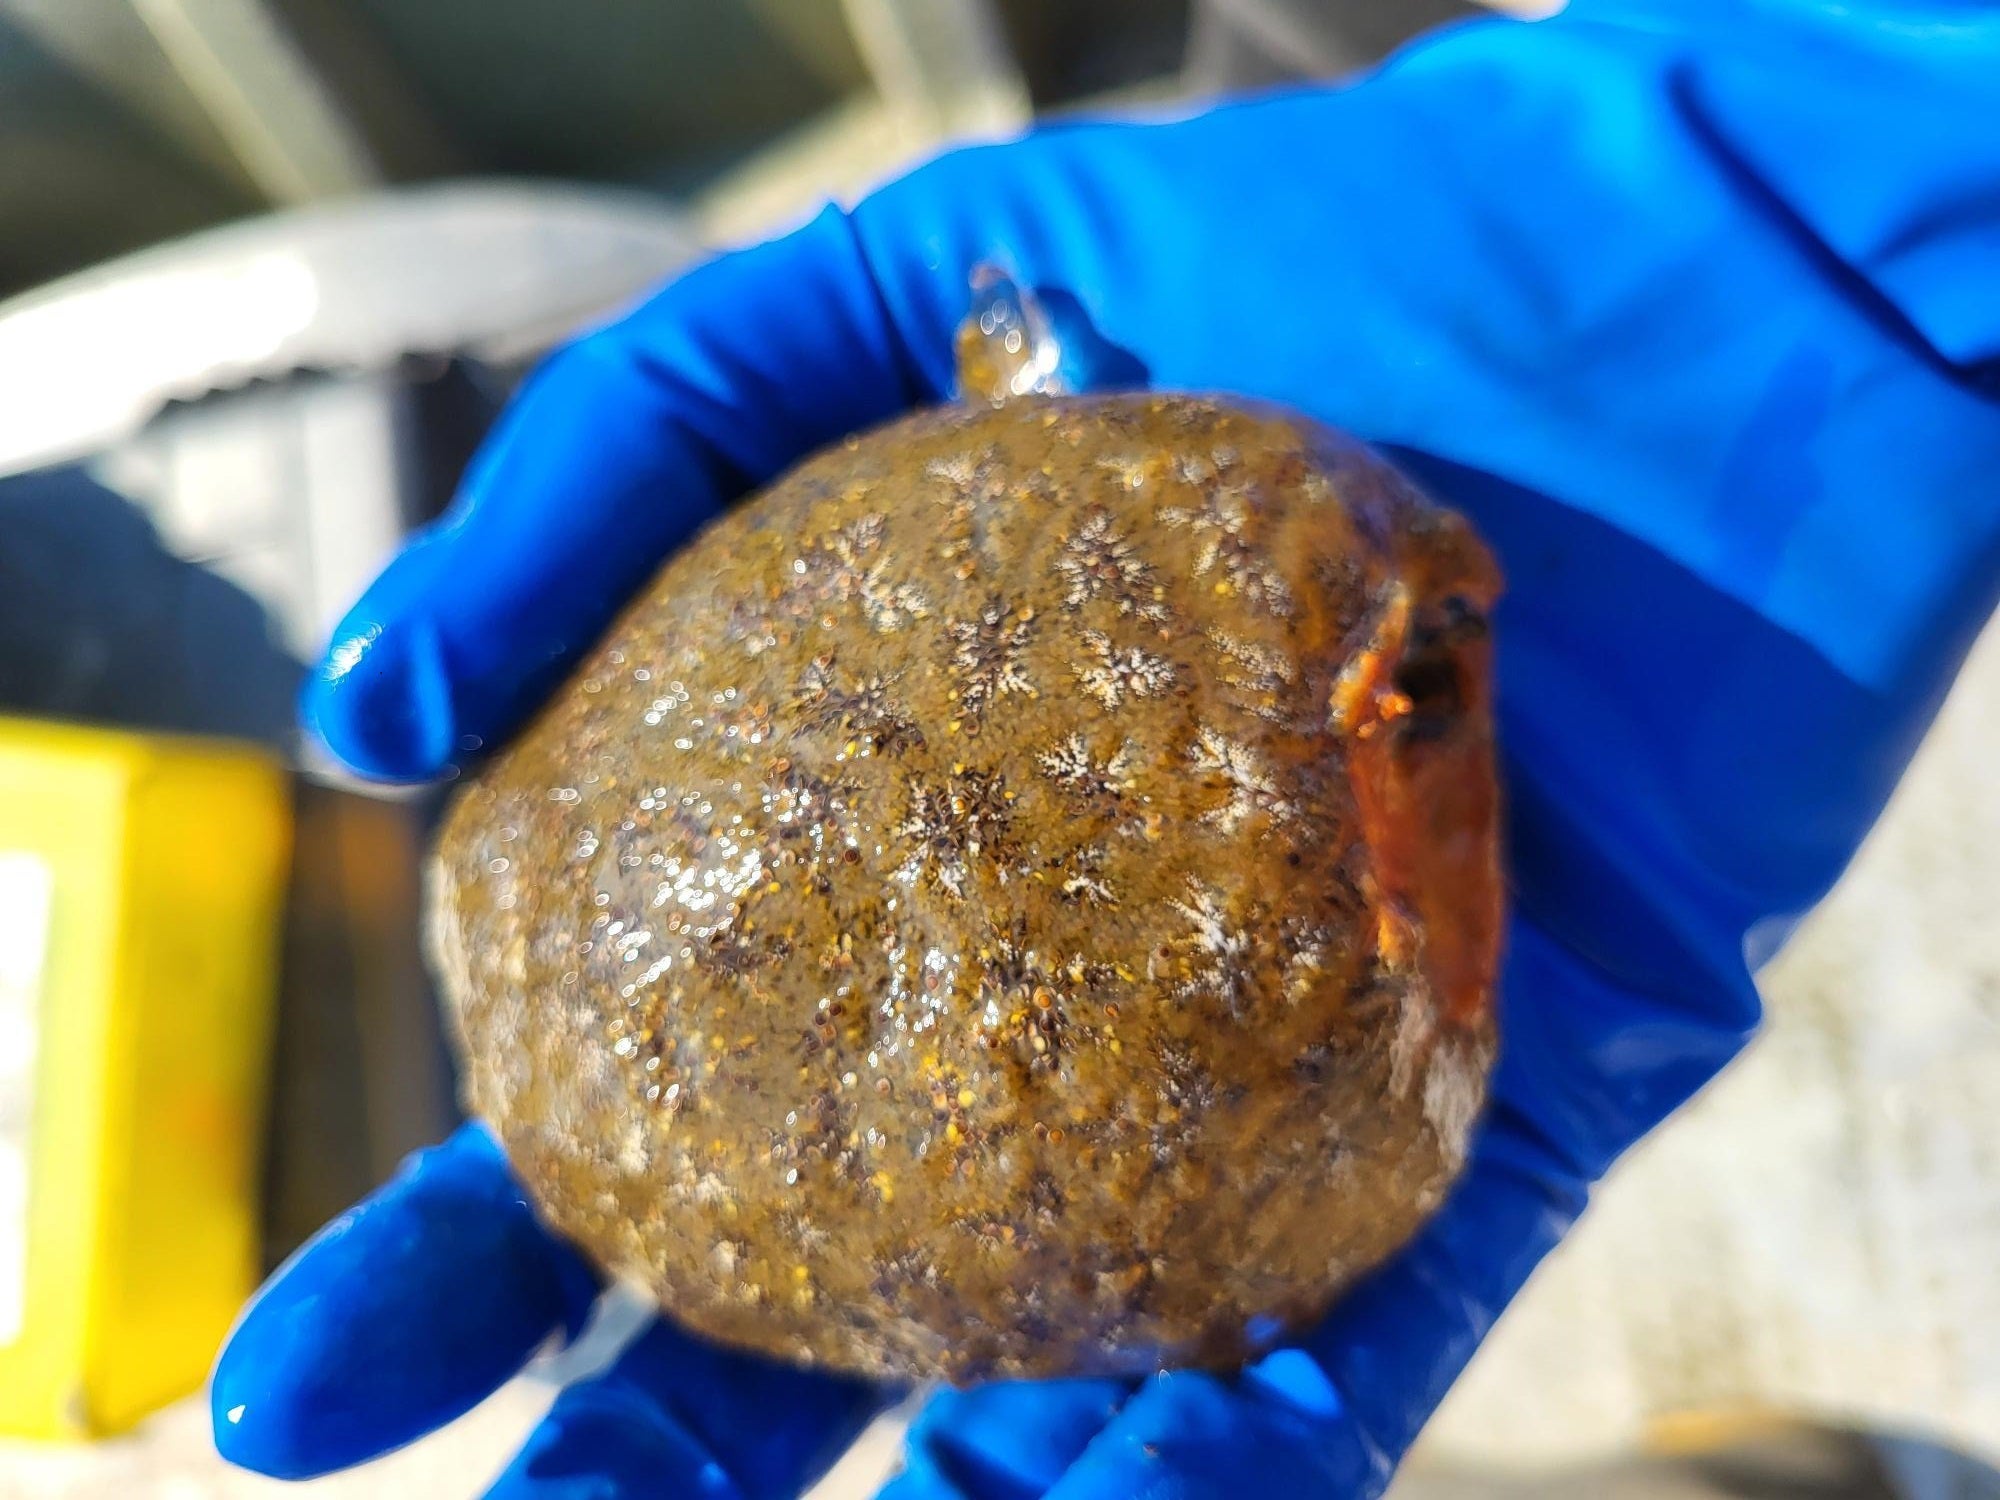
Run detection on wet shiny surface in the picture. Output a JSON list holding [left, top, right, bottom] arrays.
[[430, 393, 1502, 1383]]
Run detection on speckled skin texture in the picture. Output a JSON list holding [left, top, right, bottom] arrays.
[[429, 393, 1503, 1383]]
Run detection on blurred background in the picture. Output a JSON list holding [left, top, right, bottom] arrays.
[[0, 1, 1994, 1496]]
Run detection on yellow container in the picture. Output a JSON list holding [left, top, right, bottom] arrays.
[[0, 718, 289, 1438]]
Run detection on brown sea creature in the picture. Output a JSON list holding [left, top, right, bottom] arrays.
[[429, 295, 1503, 1384]]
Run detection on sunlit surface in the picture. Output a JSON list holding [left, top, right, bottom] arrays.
[[0, 254, 319, 472]]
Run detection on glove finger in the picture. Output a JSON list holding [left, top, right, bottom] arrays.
[[305, 206, 920, 783], [212, 1125, 598, 1479], [875, 1379, 1131, 1500], [486, 1317, 885, 1500]]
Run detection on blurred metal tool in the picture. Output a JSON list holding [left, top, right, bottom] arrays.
[[0, 181, 694, 477]]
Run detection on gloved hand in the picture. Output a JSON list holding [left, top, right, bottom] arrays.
[[211, 1, 2000, 1495]]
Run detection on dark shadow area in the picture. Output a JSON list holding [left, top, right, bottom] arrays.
[[1185, 0, 1484, 92], [0, 17, 258, 301], [0, 464, 302, 743], [999, 0, 1192, 108], [403, 354, 518, 525], [1043, 287, 1151, 392], [266, 781, 460, 1267]]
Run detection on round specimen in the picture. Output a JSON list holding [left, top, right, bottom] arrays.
[[429, 393, 1504, 1383]]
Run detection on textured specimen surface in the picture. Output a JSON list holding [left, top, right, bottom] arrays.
[[429, 393, 1503, 1382]]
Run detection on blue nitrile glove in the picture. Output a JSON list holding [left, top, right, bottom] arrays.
[[212, 1, 2000, 1495]]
